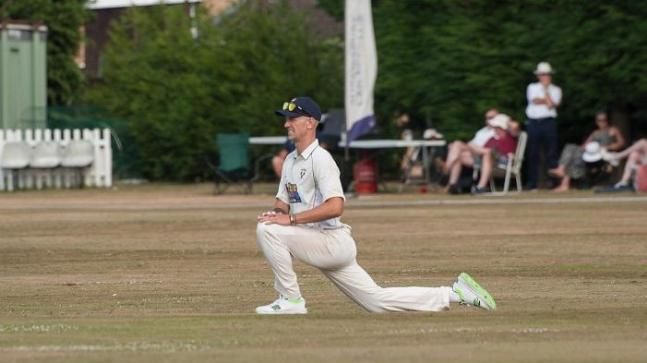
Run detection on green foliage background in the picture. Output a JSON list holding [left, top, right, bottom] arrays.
[[87, 1, 343, 181], [319, 0, 647, 142]]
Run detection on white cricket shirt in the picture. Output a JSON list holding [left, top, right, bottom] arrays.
[[525, 82, 562, 119], [469, 126, 495, 147], [276, 139, 345, 229]]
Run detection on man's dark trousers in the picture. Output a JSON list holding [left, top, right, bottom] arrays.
[[525, 117, 558, 190]]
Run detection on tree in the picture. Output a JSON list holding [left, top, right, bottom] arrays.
[[87, 1, 343, 181], [317, 0, 647, 141], [1, 0, 88, 105]]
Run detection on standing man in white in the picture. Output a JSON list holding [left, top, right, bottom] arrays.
[[255, 96, 497, 314], [525, 62, 562, 190]]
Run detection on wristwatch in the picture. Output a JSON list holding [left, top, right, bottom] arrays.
[[289, 214, 297, 225]]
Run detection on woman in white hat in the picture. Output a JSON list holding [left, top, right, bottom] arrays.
[[525, 62, 562, 190], [549, 111, 625, 192]]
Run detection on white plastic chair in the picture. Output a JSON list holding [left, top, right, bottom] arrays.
[[29, 141, 63, 189], [490, 131, 527, 195], [1, 142, 32, 191], [61, 140, 94, 187]]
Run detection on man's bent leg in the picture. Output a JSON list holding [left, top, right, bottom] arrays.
[[477, 149, 493, 188], [611, 139, 647, 160], [256, 222, 302, 299], [323, 261, 451, 312], [448, 160, 463, 186], [445, 141, 466, 172], [256, 223, 356, 299], [619, 150, 641, 185]]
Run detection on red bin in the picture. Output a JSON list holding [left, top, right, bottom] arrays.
[[353, 157, 377, 194]]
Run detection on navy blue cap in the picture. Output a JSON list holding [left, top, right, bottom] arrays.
[[275, 96, 322, 121]]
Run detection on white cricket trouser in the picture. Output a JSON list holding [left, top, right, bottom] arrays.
[[256, 222, 451, 312]]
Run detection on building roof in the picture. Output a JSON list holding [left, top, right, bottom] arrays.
[[86, 0, 201, 10]]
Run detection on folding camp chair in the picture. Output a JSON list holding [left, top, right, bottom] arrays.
[[489, 131, 528, 195], [207, 133, 270, 195]]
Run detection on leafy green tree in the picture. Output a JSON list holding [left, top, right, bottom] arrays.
[[317, 0, 647, 141], [87, 5, 211, 180], [87, 1, 342, 181], [1, 0, 88, 105]]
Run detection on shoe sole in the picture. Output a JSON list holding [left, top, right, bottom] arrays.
[[458, 272, 497, 311], [256, 310, 308, 315], [255, 308, 308, 315]]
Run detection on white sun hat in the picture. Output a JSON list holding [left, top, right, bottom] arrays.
[[534, 62, 554, 75], [488, 113, 510, 130], [582, 141, 603, 163]]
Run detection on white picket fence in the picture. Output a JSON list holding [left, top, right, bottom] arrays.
[[0, 128, 112, 191]]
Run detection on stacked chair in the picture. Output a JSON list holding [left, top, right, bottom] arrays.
[[0, 142, 31, 191], [0, 140, 94, 191]]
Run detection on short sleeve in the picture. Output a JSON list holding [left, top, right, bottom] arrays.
[[469, 129, 482, 145], [313, 151, 345, 202]]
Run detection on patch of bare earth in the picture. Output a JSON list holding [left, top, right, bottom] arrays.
[[1, 185, 646, 362]]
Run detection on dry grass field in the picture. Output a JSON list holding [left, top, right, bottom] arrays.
[[1, 184, 646, 362]]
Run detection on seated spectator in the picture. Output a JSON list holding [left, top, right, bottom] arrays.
[[443, 108, 498, 194], [445, 112, 519, 194], [549, 111, 625, 192], [595, 138, 647, 192], [472, 114, 519, 194]]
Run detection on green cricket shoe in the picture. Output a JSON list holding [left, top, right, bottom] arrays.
[[452, 272, 497, 311]]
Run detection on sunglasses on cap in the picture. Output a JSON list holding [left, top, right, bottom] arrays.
[[282, 102, 312, 118]]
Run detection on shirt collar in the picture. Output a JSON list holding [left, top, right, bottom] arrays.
[[295, 139, 319, 160]]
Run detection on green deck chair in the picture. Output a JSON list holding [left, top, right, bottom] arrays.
[[211, 133, 252, 194], [209, 133, 272, 194]]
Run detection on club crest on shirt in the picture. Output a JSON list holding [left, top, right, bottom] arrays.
[[300, 168, 307, 179], [286, 183, 302, 203]]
